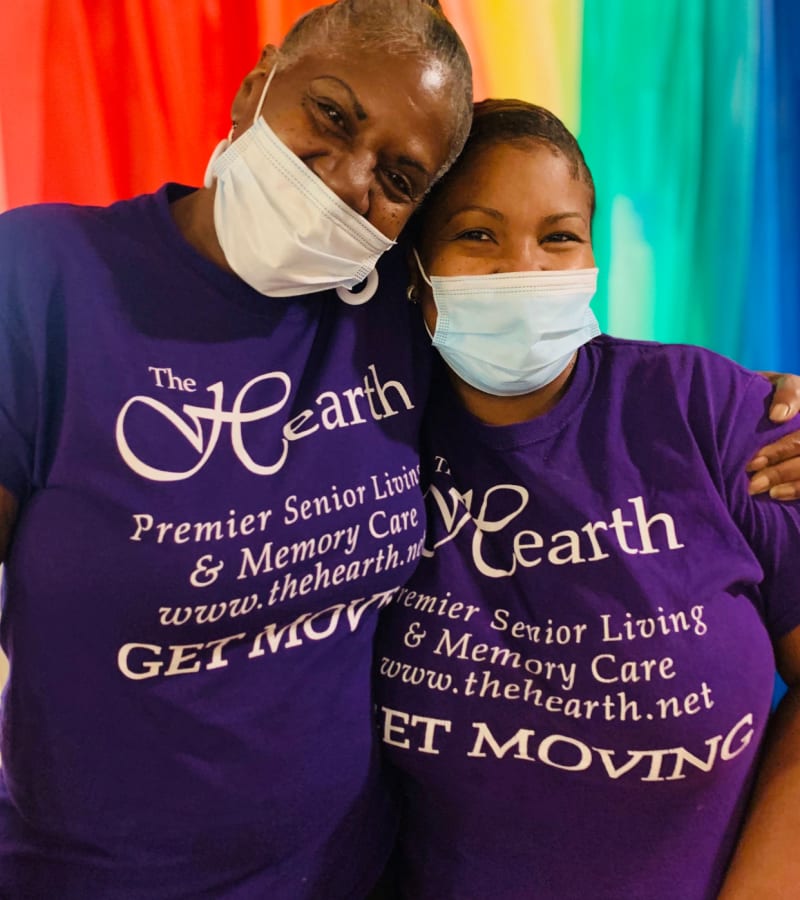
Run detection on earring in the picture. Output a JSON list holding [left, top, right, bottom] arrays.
[[406, 284, 418, 304]]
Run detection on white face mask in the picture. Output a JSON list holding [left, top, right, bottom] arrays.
[[415, 250, 600, 396], [203, 66, 395, 303]]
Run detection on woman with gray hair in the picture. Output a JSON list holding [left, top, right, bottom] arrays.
[[0, 2, 471, 895]]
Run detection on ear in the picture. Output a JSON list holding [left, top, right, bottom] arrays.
[[230, 44, 279, 126]]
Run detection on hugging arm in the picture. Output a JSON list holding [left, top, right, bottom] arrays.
[[749, 373, 800, 500], [717, 625, 800, 898]]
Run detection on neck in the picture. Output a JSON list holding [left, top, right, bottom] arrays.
[[449, 353, 578, 426], [170, 187, 233, 273]]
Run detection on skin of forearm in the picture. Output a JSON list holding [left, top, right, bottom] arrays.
[[717, 686, 800, 899], [0, 487, 18, 564]]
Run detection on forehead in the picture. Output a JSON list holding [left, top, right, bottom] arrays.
[[430, 141, 592, 220], [280, 47, 456, 162]]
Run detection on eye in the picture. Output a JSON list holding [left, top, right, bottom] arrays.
[[381, 169, 415, 203], [453, 228, 495, 243], [542, 231, 582, 244], [311, 97, 349, 134]]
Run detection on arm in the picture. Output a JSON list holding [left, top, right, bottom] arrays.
[[748, 373, 800, 500], [0, 485, 18, 564], [717, 625, 800, 899]]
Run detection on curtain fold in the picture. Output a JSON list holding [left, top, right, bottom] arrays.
[[579, 0, 761, 364], [0, 1, 260, 208], [773, 0, 800, 373], [0, 0, 797, 371], [442, 0, 581, 129]]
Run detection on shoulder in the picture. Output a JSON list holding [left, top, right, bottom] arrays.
[[0, 198, 112, 246], [1, 189, 165, 246], [0, 189, 172, 304], [589, 333, 755, 376], [585, 334, 786, 475], [0, 194, 153, 351], [587, 334, 767, 409]]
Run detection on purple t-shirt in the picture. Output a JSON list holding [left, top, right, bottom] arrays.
[[375, 336, 800, 899], [0, 186, 429, 898]]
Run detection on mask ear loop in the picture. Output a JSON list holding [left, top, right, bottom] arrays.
[[252, 64, 277, 125], [410, 248, 437, 339], [412, 248, 434, 288], [203, 64, 278, 189], [336, 268, 379, 305]]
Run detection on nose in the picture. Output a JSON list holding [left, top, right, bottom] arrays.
[[495, 236, 549, 272], [310, 152, 373, 217]]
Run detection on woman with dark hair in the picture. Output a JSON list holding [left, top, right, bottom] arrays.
[[376, 98, 800, 899]]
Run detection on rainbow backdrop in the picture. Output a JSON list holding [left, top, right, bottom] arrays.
[[1, 0, 798, 371]]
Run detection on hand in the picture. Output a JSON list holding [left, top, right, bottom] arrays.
[[761, 372, 800, 424], [748, 432, 800, 499], [747, 373, 800, 500]]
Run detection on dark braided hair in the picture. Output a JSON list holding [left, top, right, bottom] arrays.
[[420, 98, 596, 225]]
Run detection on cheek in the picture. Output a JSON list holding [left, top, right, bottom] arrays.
[[559, 245, 596, 270], [261, 106, 316, 160], [428, 245, 494, 278], [373, 205, 412, 241]]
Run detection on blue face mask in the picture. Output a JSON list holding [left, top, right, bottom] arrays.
[[414, 250, 600, 397]]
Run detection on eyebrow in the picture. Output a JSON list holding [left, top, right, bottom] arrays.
[[444, 205, 506, 224], [315, 76, 367, 121], [398, 155, 432, 180], [542, 212, 588, 225]]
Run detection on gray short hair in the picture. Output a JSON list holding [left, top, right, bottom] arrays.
[[279, 0, 473, 178]]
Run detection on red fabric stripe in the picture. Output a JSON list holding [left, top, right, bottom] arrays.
[[2, 1, 261, 207]]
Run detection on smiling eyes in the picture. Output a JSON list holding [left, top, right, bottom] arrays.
[[543, 231, 583, 244], [316, 98, 347, 131], [454, 228, 493, 242], [452, 227, 584, 245], [309, 95, 418, 203]]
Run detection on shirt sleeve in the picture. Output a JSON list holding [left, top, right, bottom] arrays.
[[0, 207, 52, 501], [707, 360, 800, 640]]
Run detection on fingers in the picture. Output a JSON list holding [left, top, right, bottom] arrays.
[[766, 373, 800, 423], [749, 465, 800, 502], [748, 430, 800, 470], [747, 430, 800, 498]]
